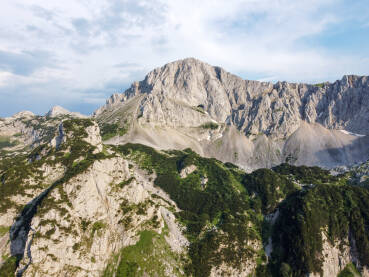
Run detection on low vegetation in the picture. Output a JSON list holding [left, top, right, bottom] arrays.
[[1, 118, 369, 277], [0, 256, 18, 277], [0, 118, 102, 214], [117, 144, 265, 276], [103, 229, 185, 277], [313, 83, 325, 88], [100, 123, 127, 141], [0, 226, 9, 237], [91, 221, 106, 237], [115, 143, 369, 276], [270, 183, 369, 276], [0, 136, 18, 149], [242, 168, 298, 214], [192, 105, 206, 114], [200, 122, 219, 130], [338, 263, 361, 277], [272, 163, 343, 185]]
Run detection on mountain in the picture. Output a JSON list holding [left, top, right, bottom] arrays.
[[46, 106, 86, 118], [93, 58, 369, 171], [0, 106, 87, 158], [1, 117, 368, 277], [0, 59, 368, 277]]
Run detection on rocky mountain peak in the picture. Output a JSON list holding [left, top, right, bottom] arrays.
[[46, 105, 70, 117], [142, 57, 227, 92], [126, 58, 369, 135], [10, 110, 35, 119], [49, 119, 102, 154], [340, 74, 369, 88], [93, 58, 369, 170], [46, 105, 87, 118]]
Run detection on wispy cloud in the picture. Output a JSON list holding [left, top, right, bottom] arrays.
[[0, 50, 55, 76], [0, 0, 368, 116]]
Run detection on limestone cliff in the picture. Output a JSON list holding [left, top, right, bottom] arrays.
[[94, 58, 369, 170]]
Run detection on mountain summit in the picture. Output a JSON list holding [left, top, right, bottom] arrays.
[[94, 58, 369, 170], [46, 106, 86, 118], [96, 58, 369, 135]]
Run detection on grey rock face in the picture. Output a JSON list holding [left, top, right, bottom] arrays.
[[95, 58, 369, 169]]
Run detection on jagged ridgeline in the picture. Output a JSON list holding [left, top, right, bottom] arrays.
[[93, 58, 369, 171], [0, 118, 368, 276]]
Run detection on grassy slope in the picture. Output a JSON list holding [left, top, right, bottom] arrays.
[[103, 228, 185, 277]]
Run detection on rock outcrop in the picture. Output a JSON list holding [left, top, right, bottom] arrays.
[[309, 233, 369, 277], [0, 107, 88, 158]]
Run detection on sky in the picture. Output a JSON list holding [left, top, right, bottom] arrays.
[[0, 0, 368, 117]]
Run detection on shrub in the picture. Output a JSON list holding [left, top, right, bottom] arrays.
[[91, 221, 106, 237], [0, 136, 17, 149], [201, 122, 219, 130], [100, 123, 127, 141], [0, 256, 17, 276]]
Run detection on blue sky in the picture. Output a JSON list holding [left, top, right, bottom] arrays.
[[0, 0, 368, 117]]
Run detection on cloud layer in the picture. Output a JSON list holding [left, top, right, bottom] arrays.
[[0, 0, 368, 116]]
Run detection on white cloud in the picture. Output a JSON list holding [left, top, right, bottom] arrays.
[[0, 0, 368, 116], [0, 72, 13, 86]]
